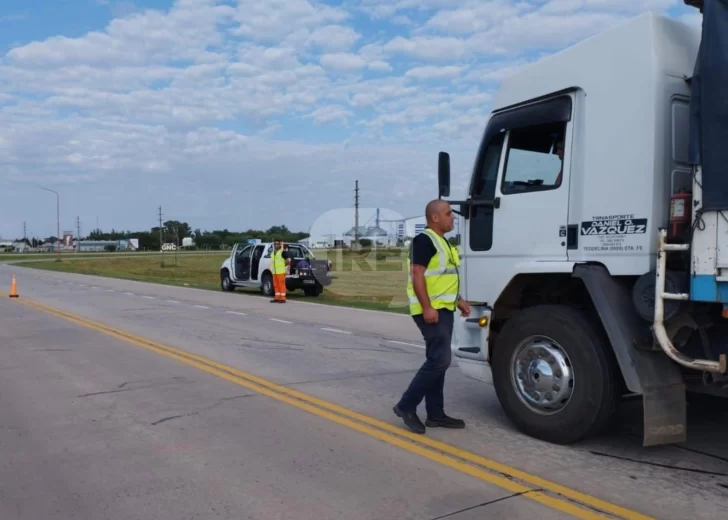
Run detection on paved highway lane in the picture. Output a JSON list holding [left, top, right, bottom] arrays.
[[3, 265, 728, 519], [0, 297, 565, 520]]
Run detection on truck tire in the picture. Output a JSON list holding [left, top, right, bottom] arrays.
[[261, 273, 273, 297], [491, 304, 619, 445], [304, 284, 323, 297], [220, 269, 234, 292]]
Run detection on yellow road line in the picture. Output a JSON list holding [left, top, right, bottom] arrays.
[[17, 298, 654, 520]]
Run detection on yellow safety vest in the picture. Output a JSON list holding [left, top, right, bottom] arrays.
[[271, 249, 286, 274], [406, 228, 460, 316]]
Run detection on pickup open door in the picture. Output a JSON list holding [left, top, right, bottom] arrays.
[[231, 244, 253, 282]]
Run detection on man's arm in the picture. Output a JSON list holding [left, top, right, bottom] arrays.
[[411, 264, 431, 311], [410, 235, 437, 311]]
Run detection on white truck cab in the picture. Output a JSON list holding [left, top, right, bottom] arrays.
[[220, 241, 332, 297], [436, 5, 728, 447]]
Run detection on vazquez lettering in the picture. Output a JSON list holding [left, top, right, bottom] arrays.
[[580, 218, 647, 236]]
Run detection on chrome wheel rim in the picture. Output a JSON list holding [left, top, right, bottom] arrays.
[[510, 335, 574, 415]]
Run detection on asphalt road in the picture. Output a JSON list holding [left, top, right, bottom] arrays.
[[2, 264, 727, 520]]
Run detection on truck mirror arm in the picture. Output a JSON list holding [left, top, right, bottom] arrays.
[[441, 197, 500, 219]]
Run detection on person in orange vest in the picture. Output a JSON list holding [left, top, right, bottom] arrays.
[[270, 238, 289, 303]]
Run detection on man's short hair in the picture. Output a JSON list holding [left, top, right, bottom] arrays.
[[425, 199, 449, 222]]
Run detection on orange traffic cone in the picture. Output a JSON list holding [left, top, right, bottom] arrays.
[[9, 275, 18, 298]]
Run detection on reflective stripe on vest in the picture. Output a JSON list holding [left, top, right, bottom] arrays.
[[272, 249, 286, 274], [406, 228, 460, 315]]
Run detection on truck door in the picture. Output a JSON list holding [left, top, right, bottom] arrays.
[[232, 244, 253, 281], [463, 94, 573, 303], [250, 245, 264, 281]]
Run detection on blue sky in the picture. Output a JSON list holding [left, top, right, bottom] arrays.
[[0, 0, 701, 239]]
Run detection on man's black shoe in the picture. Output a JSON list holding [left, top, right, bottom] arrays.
[[425, 415, 465, 429], [393, 405, 426, 434]]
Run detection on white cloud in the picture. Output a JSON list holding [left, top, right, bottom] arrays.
[[7, 2, 234, 67], [320, 52, 366, 73], [384, 36, 470, 61], [367, 60, 393, 72], [539, 0, 676, 15], [306, 25, 361, 50], [405, 65, 466, 80], [231, 0, 348, 41], [308, 105, 353, 125], [423, 0, 532, 34], [0, 0, 700, 238]]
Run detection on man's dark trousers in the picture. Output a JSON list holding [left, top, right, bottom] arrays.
[[396, 308, 454, 418]]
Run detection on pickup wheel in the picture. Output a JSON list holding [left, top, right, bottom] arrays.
[[491, 304, 619, 445], [304, 284, 323, 297], [220, 269, 234, 292], [261, 273, 273, 297]]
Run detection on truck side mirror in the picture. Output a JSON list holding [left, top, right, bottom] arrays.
[[438, 151, 451, 198]]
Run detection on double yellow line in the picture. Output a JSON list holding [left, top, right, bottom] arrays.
[[17, 298, 653, 520]]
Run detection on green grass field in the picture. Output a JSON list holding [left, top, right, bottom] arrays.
[[12, 248, 411, 313]]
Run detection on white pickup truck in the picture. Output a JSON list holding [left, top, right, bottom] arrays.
[[220, 241, 332, 297]]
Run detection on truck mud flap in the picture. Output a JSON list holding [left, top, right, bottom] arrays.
[[573, 264, 687, 446]]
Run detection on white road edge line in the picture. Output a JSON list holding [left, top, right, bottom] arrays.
[[194, 305, 210, 309], [387, 340, 425, 349], [226, 311, 246, 316], [321, 327, 352, 335], [142, 296, 155, 300], [270, 318, 292, 324], [106, 289, 115, 292], [124, 292, 134, 296], [167, 300, 180, 304]]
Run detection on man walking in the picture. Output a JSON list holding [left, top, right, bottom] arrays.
[[393, 199, 471, 434], [270, 239, 288, 303]]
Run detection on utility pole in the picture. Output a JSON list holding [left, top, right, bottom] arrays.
[[158, 206, 165, 267], [75, 216, 81, 253], [23, 221, 26, 242], [41, 187, 60, 262], [174, 225, 179, 267], [354, 180, 359, 251]]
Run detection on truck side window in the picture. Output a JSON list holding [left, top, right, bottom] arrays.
[[471, 132, 505, 199], [501, 121, 566, 195]]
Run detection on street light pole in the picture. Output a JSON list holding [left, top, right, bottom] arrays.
[[41, 187, 60, 262]]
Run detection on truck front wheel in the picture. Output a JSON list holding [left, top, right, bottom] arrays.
[[491, 304, 619, 445], [220, 269, 234, 292]]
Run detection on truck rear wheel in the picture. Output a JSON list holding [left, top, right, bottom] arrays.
[[491, 304, 619, 444], [304, 284, 323, 297], [261, 273, 273, 297]]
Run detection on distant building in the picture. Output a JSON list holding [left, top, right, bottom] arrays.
[[12, 241, 30, 253], [402, 216, 427, 238], [77, 240, 118, 252]]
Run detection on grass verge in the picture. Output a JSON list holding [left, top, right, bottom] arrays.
[[15, 248, 410, 314]]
